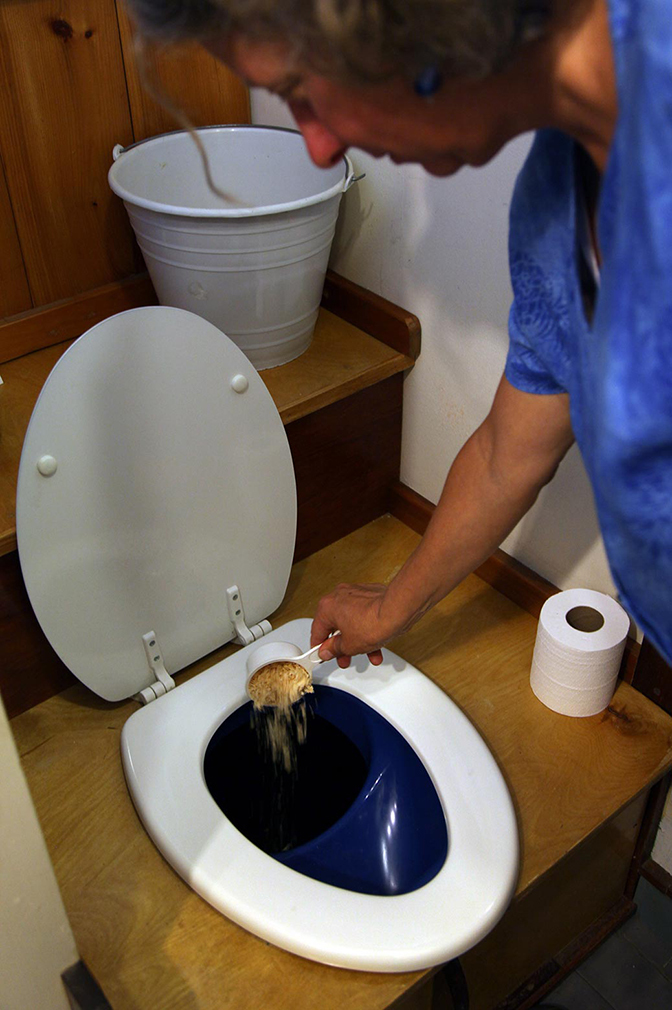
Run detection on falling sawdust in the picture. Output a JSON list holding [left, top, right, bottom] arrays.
[[248, 661, 314, 773]]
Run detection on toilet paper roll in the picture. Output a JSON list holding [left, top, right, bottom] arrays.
[[530, 589, 630, 717]]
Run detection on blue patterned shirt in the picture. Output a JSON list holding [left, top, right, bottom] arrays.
[[505, 0, 672, 661]]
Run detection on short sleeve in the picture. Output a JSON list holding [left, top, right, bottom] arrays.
[[505, 300, 566, 395], [505, 131, 574, 397]]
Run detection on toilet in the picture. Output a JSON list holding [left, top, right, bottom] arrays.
[[16, 306, 519, 972]]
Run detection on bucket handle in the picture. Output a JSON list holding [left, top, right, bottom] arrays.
[[112, 143, 125, 161], [343, 154, 365, 192], [343, 170, 366, 192]]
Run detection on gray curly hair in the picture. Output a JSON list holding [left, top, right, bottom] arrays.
[[125, 1, 554, 82]]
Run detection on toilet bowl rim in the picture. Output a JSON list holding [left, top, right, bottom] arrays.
[[123, 731, 517, 971], [121, 620, 519, 969]]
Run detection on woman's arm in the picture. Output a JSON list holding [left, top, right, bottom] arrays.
[[311, 374, 575, 665]]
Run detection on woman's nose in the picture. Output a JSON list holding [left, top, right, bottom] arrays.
[[295, 118, 347, 168]]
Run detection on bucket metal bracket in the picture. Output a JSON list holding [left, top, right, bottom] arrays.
[[135, 631, 176, 706], [226, 585, 272, 646], [344, 171, 366, 191]]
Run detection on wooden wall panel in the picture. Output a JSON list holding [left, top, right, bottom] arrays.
[[0, 274, 157, 367], [0, 1, 138, 305], [0, 156, 32, 318], [0, 550, 76, 721], [116, 6, 250, 142], [288, 373, 403, 562]]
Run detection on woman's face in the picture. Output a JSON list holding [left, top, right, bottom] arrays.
[[215, 35, 535, 176]]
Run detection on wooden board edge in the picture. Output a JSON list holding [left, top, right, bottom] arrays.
[[1, 268, 422, 366], [321, 270, 421, 360], [0, 274, 158, 364], [61, 959, 112, 1010], [639, 856, 672, 897], [0, 530, 17, 556], [493, 896, 635, 1010], [625, 770, 672, 898], [277, 352, 414, 425], [387, 479, 640, 681]]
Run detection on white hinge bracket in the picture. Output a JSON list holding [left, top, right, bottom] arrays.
[[135, 631, 176, 706], [226, 585, 272, 646]]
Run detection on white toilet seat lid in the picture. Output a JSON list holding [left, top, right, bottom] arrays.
[[16, 307, 296, 701]]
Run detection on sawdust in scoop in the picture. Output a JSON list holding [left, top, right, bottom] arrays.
[[249, 661, 314, 774], [248, 661, 313, 708]]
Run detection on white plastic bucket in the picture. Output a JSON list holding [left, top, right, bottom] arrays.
[[108, 126, 356, 369]]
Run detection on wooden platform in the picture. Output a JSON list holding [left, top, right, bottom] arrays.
[[10, 517, 672, 1010], [4, 271, 672, 1009]]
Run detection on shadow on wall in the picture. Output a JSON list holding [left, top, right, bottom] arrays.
[[331, 172, 373, 267], [403, 144, 533, 330], [504, 443, 616, 593], [331, 135, 535, 333]]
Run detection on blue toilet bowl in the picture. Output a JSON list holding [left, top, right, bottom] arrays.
[[204, 685, 449, 896]]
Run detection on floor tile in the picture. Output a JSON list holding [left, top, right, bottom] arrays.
[[543, 969, 615, 1008], [577, 931, 672, 1010], [619, 879, 672, 974], [634, 878, 672, 931]]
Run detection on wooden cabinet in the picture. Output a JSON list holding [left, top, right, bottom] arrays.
[[0, 0, 248, 317], [9, 517, 672, 1010]]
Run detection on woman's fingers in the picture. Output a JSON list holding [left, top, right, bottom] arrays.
[[311, 582, 390, 661]]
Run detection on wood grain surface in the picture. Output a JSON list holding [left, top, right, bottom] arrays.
[[0, 342, 73, 557], [0, 158, 32, 318], [322, 270, 421, 360], [288, 374, 403, 562], [0, 274, 158, 366], [117, 5, 250, 141], [0, 0, 250, 320], [0, 1, 138, 304], [262, 309, 414, 424], [10, 517, 672, 1010]]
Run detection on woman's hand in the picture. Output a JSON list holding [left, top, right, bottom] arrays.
[[311, 378, 574, 671], [310, 582, 395, 668]]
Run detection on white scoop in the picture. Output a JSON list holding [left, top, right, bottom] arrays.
[[245, 633, 340, 702]]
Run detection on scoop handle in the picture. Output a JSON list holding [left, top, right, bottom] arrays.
[[297, 631, 341, 665]]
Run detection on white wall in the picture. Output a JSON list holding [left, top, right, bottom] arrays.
[[652, 787, 672, 870], [0, 698, 79, 1010]]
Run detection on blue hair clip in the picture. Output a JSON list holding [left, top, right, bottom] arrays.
[[414, 65, 443, 97]]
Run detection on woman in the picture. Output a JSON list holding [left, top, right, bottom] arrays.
[[126, 0, 672, 666]]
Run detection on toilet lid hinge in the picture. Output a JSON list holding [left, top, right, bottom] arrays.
[[226, 585, 272, 646], [135, 631, 176, 705]]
